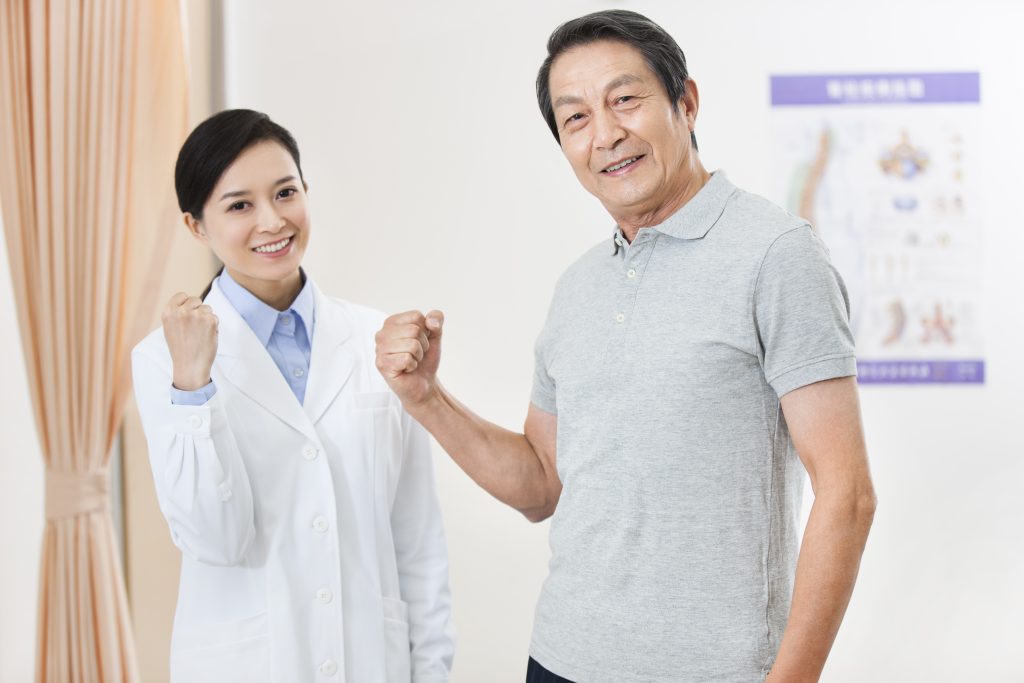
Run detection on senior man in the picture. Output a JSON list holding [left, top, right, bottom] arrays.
[[376, 10, 876, 683]]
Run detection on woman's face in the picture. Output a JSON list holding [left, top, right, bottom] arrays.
[[186, 140, 310, 295]]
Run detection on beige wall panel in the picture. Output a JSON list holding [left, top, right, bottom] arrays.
[[122, 1, 218, 681]]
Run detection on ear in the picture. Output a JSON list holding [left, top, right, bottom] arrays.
[[182, 212, 208, 243], [679, 78, 700, 131]]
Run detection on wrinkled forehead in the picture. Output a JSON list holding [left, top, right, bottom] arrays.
[[548, 40, 657, 106]]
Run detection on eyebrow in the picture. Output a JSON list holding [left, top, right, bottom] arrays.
[[219, 175, 298, 201], [552, 73, 645, 110]]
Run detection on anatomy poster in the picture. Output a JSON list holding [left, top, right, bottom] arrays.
[[771, 73, 983, 384]]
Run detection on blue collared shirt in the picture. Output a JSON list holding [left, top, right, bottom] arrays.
[[170, 270, 315, 406]]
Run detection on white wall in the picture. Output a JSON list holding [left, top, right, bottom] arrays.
[[0, 213, 45, 682], [221, 1, 1024, 680]]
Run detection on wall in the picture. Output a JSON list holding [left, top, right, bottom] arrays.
[[0, 210, 45, 683], [121, 1, 218, 682], [219, 0, 1024, 679]]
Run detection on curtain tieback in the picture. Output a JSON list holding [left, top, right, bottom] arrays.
[[45, 469, 110, 519]]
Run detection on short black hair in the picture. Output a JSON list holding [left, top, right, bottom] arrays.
[[174, 109, 304, 220], [536, 10, 697, 150]]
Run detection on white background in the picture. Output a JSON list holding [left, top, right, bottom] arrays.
[[3, 0, 1023, 680]]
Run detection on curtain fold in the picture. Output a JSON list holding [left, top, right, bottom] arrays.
[[0, 1, 189, 680]]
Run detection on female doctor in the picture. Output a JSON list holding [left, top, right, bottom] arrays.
[[132, 109, 454, 683]]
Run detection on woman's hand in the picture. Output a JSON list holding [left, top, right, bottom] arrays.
[[162, 292, 219, 391]]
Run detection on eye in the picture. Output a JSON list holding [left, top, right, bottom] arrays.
[[277, 187, 297, 200], [227, 201, 250, 212], [615, 95, 636, 106], [563, 112, 586, 128]]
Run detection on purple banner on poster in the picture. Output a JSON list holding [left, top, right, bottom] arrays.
[[856, 360, 984, 384], [771, 73, 980, 106]]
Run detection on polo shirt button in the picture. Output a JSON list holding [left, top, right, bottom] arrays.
[[293, 367, 305, 378], [302, 445, 318, 461], [316, 588, 333, 604], [627, 268, 637, 278], [319, 659, 338, 676], [312, 516, 329, 533], [187, 414, 203, 429], [615, 313, 625, 323]]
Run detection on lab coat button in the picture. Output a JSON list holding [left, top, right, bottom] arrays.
[[218, 484, 232, 502], [302, 445, 318, 461], [319, 659, 338, 676], [187, 414, 203, 429], [316, 588, 333, 604], [312, 516, 329, 533]]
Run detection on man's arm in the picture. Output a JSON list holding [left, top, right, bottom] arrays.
[[767, 376, 877, 682], [375, 310, 561, 522]]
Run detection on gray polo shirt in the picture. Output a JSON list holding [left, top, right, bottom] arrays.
[[529, 171, 856, 682]]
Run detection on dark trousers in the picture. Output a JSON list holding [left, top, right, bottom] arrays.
[[526, 657, 577, 683]]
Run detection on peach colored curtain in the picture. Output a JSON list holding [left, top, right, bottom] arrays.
[[0, 1, 188, 680]]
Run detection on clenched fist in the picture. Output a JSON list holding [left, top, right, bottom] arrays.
[[162, 292, 219, 391], [375, 310, 444, 409]]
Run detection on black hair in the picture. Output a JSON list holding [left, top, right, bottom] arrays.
[[175, 109, 304, 218], [535, 10, 698, 150], [173, 109, 304, 298]]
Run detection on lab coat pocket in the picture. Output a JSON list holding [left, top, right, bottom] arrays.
[[170, 611, 270, 683], [355, 390, 395, 411], [382, 597, 412, 683]]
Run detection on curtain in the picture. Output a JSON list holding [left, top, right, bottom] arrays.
[[0, 0, 188, 680]]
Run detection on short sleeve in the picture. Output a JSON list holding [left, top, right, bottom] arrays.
[[754, 225, 857, 397], [530, 326, 557, 415]]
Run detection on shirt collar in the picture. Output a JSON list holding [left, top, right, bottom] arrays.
[[217, 269, 315, 347], [612, 170, 737, 245]]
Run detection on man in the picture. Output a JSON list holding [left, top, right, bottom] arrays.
[[376, 10, 876, 682]]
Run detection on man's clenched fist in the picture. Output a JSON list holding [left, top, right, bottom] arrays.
[[162, 292, 219, 391], [375, 310, 444, 409]]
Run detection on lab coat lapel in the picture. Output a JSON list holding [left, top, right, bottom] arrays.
[[206, 282, 319, 444], [303, 283, 356, 425]]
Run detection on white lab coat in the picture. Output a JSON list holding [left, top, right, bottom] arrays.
[[131, 279, 454, 683]]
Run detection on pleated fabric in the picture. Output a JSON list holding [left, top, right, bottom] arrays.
[[0, 1, 189, 680]]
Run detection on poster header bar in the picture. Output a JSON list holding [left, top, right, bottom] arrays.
[[771, 72, 980, 106]]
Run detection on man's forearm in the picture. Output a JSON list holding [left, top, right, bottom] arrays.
[[767, 490, 876, 682], [407, 383, 557, 520]]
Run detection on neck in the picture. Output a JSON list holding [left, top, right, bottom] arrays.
[[614, 162, 711, 242], [226, 267, 304, 311]]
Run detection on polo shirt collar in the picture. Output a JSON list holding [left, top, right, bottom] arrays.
[[625, 170, 736, 242], [217, 268, 315, 347]]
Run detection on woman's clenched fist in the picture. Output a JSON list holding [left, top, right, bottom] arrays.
[[162, 292, 219, 391]]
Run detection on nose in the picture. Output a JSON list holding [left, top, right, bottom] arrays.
[[592, 109, 626, 151], [257, 203, 285, 232]]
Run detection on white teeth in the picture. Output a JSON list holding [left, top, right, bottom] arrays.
[[254, 237, 290, 253], [606, 156, 640, 172]]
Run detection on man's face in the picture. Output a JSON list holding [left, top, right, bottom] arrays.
[[549, 40, 699, 219]]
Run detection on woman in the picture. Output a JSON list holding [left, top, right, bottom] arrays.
[[132, 109, 454, 683]]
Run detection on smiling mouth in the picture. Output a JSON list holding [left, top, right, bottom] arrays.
[[253, 236, 292, 254], [602, 155, 645, 173]]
